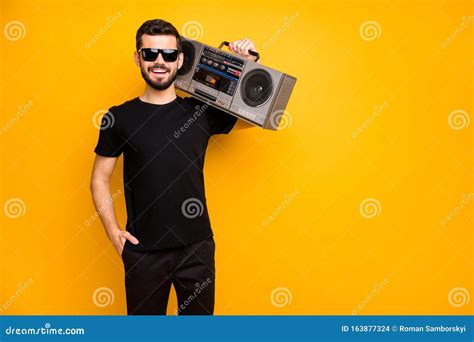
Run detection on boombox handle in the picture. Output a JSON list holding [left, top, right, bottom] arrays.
[[218, 41, 260, 62]]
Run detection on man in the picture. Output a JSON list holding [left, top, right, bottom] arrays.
[[90, 19, 257, 315]]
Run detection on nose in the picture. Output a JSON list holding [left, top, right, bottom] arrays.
[[155, 52, 166, 64]]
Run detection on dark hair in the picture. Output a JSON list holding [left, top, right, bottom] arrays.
[[135, 19, 182, 52]]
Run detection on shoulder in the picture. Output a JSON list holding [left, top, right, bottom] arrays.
[[100, 98, 140, 133], [107, 97, 139, 116]]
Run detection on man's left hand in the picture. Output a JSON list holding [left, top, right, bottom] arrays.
[[229, 38, 259, 62]]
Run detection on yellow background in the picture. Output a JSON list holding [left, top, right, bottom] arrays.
[[1, 0, 472, 315]]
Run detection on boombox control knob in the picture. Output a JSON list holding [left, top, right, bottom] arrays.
[[213, 62, 219, 68], [201, 57, 207, 63], [207, 60, 213, 66], [219, 65, 226, 71]]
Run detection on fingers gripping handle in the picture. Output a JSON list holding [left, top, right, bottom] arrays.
[[218, 41, 260, 62]]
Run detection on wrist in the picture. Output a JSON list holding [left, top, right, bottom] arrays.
[[105, 226, 121, 240]]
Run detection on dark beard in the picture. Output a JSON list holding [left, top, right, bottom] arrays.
[[140, 64, 177, 91]]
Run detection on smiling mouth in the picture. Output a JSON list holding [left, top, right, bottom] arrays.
[[149, 67, 169, 76]]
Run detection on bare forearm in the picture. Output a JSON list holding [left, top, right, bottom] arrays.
[[90, 155, 139, 255], [90, 179, 121, 240]]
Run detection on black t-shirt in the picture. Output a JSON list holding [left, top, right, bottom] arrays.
[[94, 96, 238, 251]]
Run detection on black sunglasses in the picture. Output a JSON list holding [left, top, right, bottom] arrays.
[[138, 48, 179, 62]]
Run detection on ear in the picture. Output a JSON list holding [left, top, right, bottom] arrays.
[[177, 51, 184, 70], [134, 51, 140, 67]]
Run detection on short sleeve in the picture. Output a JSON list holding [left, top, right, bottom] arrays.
[[205, 104, 238, 135], [93, 108, 124, 157]]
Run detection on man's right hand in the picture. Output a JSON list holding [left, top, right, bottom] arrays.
[[110, 229, 139, 256]]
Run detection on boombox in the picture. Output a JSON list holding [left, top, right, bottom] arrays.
[[176, 38, 297, 130]]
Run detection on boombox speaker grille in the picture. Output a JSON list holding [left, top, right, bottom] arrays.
[[177, 40, 195, 76], [240, 69, 273, 107]]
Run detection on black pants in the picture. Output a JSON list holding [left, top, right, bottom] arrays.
[[121, 235, 215, 315]]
